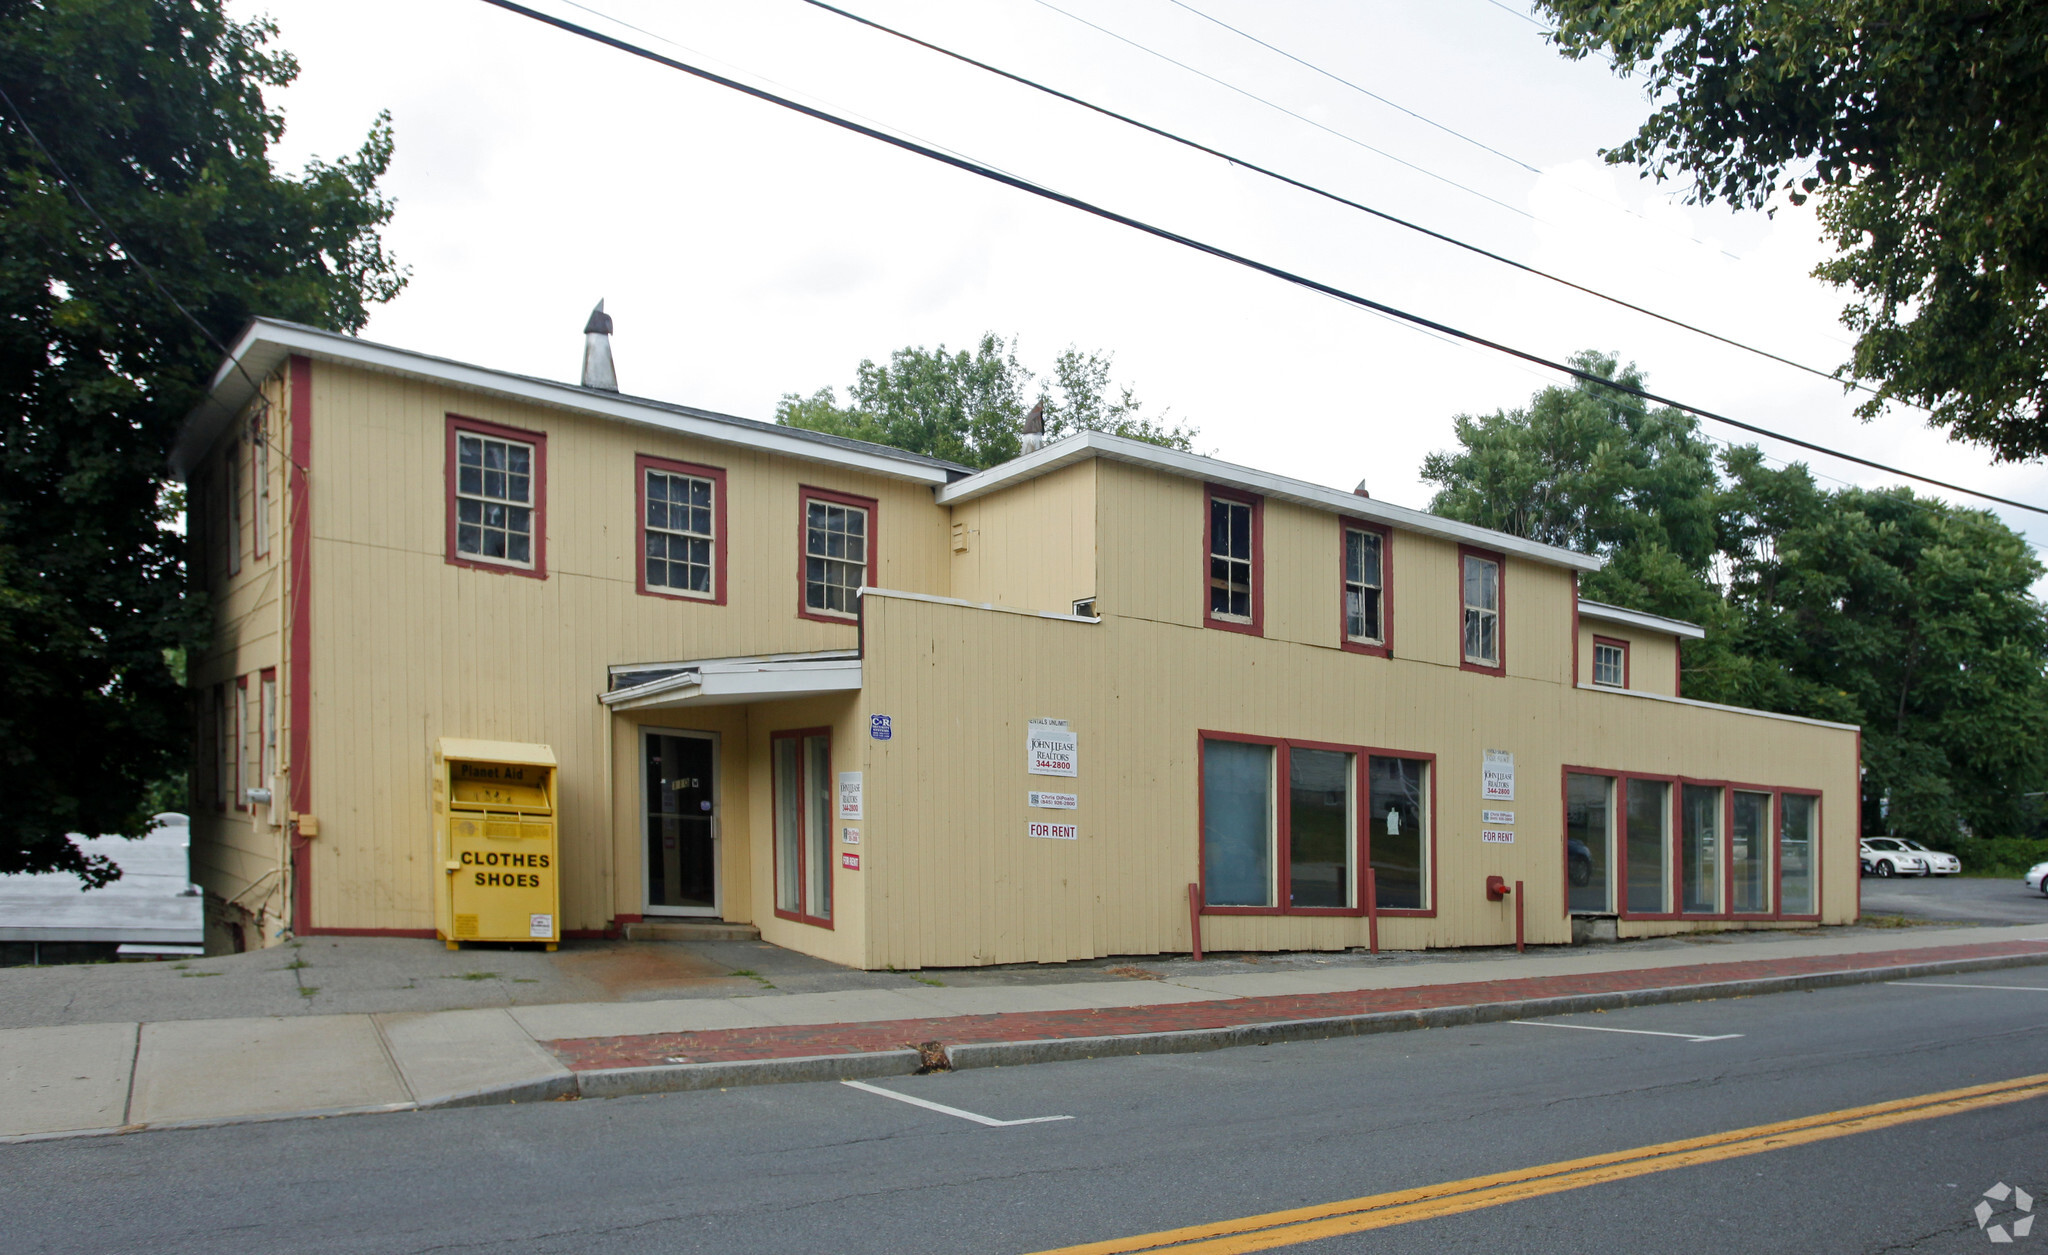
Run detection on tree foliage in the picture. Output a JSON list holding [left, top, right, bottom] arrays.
[[1427, 354, 2048, 841], [1, 0, 404, 884], [1537, 1, 2048, 459], [776, 332, 1195, 470]]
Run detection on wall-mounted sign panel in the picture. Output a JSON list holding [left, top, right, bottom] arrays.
[[1483, 750, 1515, 801], [1029, 821, 1079, 841], [1029, 791, 1078, 810], [1028, 719, 1077, 777], [838, 771, 863, 820]]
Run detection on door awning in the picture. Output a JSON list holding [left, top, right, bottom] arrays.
[[600, 650, 862, 711]]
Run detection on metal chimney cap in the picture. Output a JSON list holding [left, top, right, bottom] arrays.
[[1023, 400, 1044, 435], [583, 300, 613, 336]]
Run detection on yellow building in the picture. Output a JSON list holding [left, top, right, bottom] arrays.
[[172, 317, 1860, 966]]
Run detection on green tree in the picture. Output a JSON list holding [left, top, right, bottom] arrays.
[[1, 0, 404, 884], [777, 332, 1195, 470], [1420, 351, 1722, 623], [1426, 353, 2048, 841], [1537, 1, 2048, 460]]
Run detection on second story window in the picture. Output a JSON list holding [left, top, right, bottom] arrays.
[[799, 487, 876, 621], [1206, 486, 1262, 634], [446, 415, 547, 578], [1343, 524, 1386, 649], [639, 456, 725, 602], [1593, 637, 1627, 687], [225, 441, 243, 577], [1461, 549, 1502, 672]]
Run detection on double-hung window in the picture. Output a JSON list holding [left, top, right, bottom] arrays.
[[446, 416, 547, 577], [1460, 548, 1503, 673], [638, 456, 725, 602], [1206, 486, 1261, 633], [1592, 637, 1627, 687], [799, 487, 875, 621], [226, 442, 243, 577], [1341, 521, 1388, 653]]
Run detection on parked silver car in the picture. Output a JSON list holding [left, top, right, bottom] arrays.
[[1891, 838, 1961, 875], [1859, 838, 1928, 877]]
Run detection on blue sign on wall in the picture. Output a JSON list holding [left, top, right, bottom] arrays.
[[870, 714, 893, 741]]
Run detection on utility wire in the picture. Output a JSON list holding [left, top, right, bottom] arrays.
[[477, 0, 2048, 518], [1024, 0, 1534, 221], [797, 0, 1890, 400], [1164, 0, 1539, 174]]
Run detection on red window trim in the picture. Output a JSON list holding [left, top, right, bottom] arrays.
[[635, 454, 729, 605], [1338, 517, 1392, 657], [796, 485, 878, 625], [1203, 484, 1264, 636], [1591, 635, 1630, 688], [225, 441, 243, 577], [444, 414, 548, 580], [770, 726, 835, 929], [232, 675, 249, 811], [1196, 731, 1438, 919], [251, 434, 271, 561], [1566, 766, 1823, 924], [212, 682, 228, 812], [258, 666, 277, 787], [1457, 545, 1506, 676]]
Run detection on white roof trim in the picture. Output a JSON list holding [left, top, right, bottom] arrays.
[[932, 431, 1605, 573], [861, 586, 1102, 623], [171, 318, 962, 484], [602, 656, 862, 711], [1578, 599, 1707, 640], [1576, 684, 1860, 732], [607, 649, 859, 680]]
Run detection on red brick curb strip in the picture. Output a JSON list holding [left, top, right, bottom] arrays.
[[558, 940, 2048, 1096]]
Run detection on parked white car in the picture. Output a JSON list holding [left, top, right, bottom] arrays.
[[1859, 838, 1929, 877], [2025, 863, 2048, 897], [1891, 838, 1961, 875]]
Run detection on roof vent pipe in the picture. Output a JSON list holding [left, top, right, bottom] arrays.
[[1020, 399, 1045, 456], [1354, 478, 1370, 498], [582, 300, 618, 392]]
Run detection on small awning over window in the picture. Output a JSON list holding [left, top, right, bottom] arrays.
[[600, 650, 861, 711]]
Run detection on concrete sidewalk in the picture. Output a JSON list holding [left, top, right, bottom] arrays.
[[7, 922, 2048, 1142]]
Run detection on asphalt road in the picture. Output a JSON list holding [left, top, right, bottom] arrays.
[[10, 965, 2048, 1253], [1862, 870, 2048, 924]]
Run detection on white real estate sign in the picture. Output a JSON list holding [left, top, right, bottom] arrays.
[[1028, 718, 1078, 777], [837, 772, 862, 820], [1483, 750, 1515, 801]]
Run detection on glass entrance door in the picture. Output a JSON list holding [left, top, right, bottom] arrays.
[[645, 731, 718, 916]]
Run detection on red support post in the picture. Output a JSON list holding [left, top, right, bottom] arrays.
[[1514, 879, 1525, 953], [1365, 868, 1379, 955], [1187, 882, 1204, 961]]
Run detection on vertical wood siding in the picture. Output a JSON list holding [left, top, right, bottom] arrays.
[[1578, 623, 1681, 697], [947, 460, 1096, 613]]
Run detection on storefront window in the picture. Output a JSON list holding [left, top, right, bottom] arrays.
[[1730, 790, 1773, 913], [772, 730, 833, 924], [1370, 756, 1428, 910], [1566, 773, 1614, 913], [1626, 779, 1669, 913], [1781, 794, 1817, 914], [1203, 740, 1273, 907], [1681, 784, 1723, 914], [1288, 748, 1354, 908]]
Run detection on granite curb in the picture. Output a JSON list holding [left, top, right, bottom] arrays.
[[574, 1048, 923, 1097]]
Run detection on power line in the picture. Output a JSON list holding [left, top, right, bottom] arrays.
[[477, 0, 2048, 519], [1164, 0, 1539, 174], [1022, 0, 1534, 221], [795, 0, 1893, 401]]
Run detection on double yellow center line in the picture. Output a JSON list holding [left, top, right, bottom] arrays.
[[1027, 1071, 2048, 1254]]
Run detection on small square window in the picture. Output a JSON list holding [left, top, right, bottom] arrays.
[[1593, 638, 1627, 687]]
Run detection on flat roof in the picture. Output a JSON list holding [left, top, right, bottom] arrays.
[[170, 318, 974, 484], [934, 431, 1606, 574]]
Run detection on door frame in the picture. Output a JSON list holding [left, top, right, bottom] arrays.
[[640, 726, 722, 918]]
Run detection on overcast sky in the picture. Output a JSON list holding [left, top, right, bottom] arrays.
[[234, 0, 2048, 559]]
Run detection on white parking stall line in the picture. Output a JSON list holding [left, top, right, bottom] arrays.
[[840, 1080, 1073, 1127], [1887, 981, 2048, 992], [1510, 1020, 1743, 1043]]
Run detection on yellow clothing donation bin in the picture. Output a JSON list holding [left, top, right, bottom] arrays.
[[433, 738, 560, 950]]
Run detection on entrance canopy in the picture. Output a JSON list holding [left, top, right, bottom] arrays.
[[600, 650, 861, 711]]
